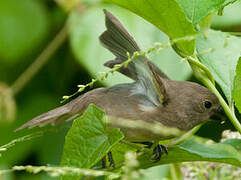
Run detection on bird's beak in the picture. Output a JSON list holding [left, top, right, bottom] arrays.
[[210, 106, 226, 122]]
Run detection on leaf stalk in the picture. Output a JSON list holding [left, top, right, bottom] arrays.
[[187, 56, 241, 134]]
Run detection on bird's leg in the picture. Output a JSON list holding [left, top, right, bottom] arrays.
[[101, 151, 115, 169], [101, 155, 107, 169], [133, 141, 168, 162], [151, 141, 168, 162], [107, 151, 115, 168]]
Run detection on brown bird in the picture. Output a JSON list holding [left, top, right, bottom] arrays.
[[16, 10, 223, 160]]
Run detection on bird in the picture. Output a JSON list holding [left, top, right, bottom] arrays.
[[16, 10, 223, 162]]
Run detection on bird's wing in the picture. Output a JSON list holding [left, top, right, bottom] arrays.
[[99, 10, 168, 105]]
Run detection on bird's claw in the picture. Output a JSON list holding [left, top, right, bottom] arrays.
[[107, 151, 115, 168], [101, 151, 115, 169], [151, 144, 168, 162]]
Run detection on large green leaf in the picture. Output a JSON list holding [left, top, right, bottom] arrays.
[[138, 138, 241, 168], [0, 0, 49, 63], [176, 0, 230, 25], [69, 5, 192, 86], [141, 165, 170, 180], [222, 138, 241, 151], [105, 0, 196, 55], [196, 30, 241, 104], [104, 137, 241, 170], [212, 1, 241, 29], [60, 104, 124, 180], [233, 58, 241, 113]]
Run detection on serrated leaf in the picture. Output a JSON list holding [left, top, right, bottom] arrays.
[[212, 1, 241, 29], [60, 104, 124, 180], [233, 57, 241, 113], [105, 0, 196, 55], [196, 30, 241, 104], [176, 0, 230, 25], [138, 138, 241, 168]]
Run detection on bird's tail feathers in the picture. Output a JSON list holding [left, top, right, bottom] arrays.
[[99, 10, 140, 80], [15, 103, 80, 132], [100, 10, 168, 80]]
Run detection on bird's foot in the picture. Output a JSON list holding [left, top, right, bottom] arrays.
[[135, 141, 168, 162], [151, 144, 168, 162], [101, 151, 115, 169]]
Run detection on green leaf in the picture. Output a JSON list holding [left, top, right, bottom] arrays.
[[222, 138, 241, 151], [196, 30, 241, 104], [110, 141, 138, 169], [212, 1, 241, 30], [141, 165, 170, 180], [69, 5, 192, 86], [176, 0, 229, 25], [138, 138, 241, 168], [105, 0, 196, 55], [0, 0, 49, 63], [60, 104, 124, 180], [233, 57, 241, 113]]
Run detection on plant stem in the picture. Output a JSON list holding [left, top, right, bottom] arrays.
[[187, 56, 241, 134], [167, 124, 202, 146], [11, 23, 68, 95], [186, 56, 215, 84], [203, 78, 241, 133], [170, 164, 183, 180]]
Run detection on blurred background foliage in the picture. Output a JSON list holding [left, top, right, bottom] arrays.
[[0, 0, 240, 179]]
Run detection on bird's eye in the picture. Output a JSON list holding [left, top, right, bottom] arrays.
[[204, 101, 212, 109]]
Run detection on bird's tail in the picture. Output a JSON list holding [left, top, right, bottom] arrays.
[[15, 96, 83, 131], [99, 9, 140, 80], [99, 10, 168, 80]]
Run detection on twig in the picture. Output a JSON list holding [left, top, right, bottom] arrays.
[[0, 165, 119, 179]]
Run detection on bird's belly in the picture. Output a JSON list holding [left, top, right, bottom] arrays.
[[118, 127, 174, 142], [105, 116, 176, 142]]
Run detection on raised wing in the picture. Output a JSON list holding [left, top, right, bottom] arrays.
[[99, 10, 168, 105]]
